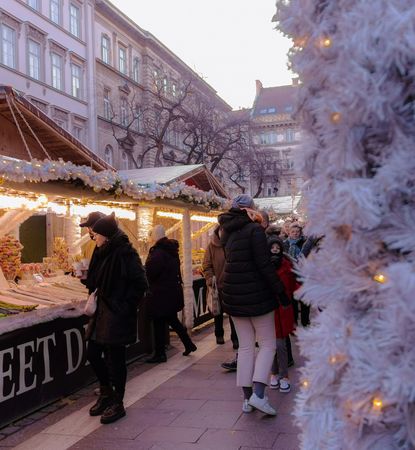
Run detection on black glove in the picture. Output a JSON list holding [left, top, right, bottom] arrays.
[[279, 291, 291, 308]]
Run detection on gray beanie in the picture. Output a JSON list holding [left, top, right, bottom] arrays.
[[231, 194, 255, 209]]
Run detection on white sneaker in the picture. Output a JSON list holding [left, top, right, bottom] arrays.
[[248, 393, 277, 416], [279, 378, 291, 393], [242, 399, 253, 413], [270, 374, 280, 389]]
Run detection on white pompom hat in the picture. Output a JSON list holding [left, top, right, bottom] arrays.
[[150, 224, 166, 242]]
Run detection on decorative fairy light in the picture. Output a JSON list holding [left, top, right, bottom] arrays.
[[373, 273, 387, 284], [72, 204, 136, 221], [190, 214, 218, 223], [320, 37, 332, 48], [157, 211, 183, 220], [331, 112, 342, 124], [302, 380, 310, 389], [372, 397, 383, 411]]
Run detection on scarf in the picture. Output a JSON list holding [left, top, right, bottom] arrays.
[[287, 237, 302, 260]]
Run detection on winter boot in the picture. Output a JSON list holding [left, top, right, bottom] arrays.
[[89, 385, 114, 416], [100, 394, 126, 424]]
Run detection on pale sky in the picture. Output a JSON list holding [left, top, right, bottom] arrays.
[[110, 0, 294, 110]]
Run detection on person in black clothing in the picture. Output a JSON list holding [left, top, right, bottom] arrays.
[[145, 225, 197, 363], [85, 213, 148, 425], [219, 195, 290, 415]]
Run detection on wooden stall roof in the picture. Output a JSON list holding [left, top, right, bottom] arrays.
[[0, 86, 113, 171], [120, 164, 229, 198]]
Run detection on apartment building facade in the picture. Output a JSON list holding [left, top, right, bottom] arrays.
[[249, 80, 303, 197], [0, 0, 231, 172], [0, 0, 97, 149]]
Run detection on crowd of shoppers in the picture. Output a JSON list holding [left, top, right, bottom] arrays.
[[79, 196, 314, 423]]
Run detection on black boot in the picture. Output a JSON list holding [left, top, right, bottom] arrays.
[[183, 343, 197, 356], [100, 394, 126, 424], [89, 385, 113, 417], [146, 353, 167, 363]]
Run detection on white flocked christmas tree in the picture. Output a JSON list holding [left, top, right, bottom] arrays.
[[275, 1, 415, 449]]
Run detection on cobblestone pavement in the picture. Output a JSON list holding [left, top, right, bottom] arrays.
[[0, 322, 302, 450]]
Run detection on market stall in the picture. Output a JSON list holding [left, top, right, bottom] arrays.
[[254, 194, 304, 223], [0, 86, 228, 427]]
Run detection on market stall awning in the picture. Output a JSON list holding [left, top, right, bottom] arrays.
[[254, 195, 302, 215], [0, 85, 112, 172], [120, 164, 229, 198]]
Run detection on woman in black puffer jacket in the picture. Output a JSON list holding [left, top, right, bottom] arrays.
[[219, 195, 289, 416]]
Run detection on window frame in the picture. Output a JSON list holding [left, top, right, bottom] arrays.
[[28, 39, 41, 80], [50, 0, 61, 25], [69, 3, 81, 38], [132, 57, 140, 82], [118, 46, 127, 74], [104, 145, 113, 166], [121, 151, 129, 170], [103, 88, 111, 120], [51, 52, 63, 90], [101, 35, 110, 64], [1, 24, 17, 69], [70, 63, 82, 98], [27, 0, 40, 11]]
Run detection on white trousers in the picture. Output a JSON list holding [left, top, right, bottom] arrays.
[[232, 311, 276, 387]]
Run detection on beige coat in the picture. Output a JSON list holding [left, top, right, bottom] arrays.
[[202, 230, 225, 290]]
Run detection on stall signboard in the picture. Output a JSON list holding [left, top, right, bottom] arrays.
[[0, 308, 151, 428], [193, 277, 212, 327]]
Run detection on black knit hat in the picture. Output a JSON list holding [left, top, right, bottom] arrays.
[[92, 213, 119, 238], [79, 211, 105, 228], [267, 235, 284, 251]]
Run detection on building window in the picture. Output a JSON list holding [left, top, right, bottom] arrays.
[[72, 125, 82, 141], [267, 186, 273, 197], [103, 88, 111, 119], [121, 152, 129, 170], [1, 25, 16, 69], [171, 82, 177, 97], [51, 52, 63, 90], [118, 46, 126, 74], [50, 0, 61, 25], [71, 63, 81, 98], [69, 4, 80, 38], [132, 57, 140, 82], [162, 77, 168, 93], [28, 39, 41, 80], [120, 98, 128, 126], [134, 104, 141, 132], [268, 107, 276, 113], [104, 145, 113, 166], [101, 35, 110, 64], [286, 129, 295, 142], [27, 0, 39, 10]]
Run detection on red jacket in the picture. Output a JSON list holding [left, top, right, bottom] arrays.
[[274, 256, 298, 338]]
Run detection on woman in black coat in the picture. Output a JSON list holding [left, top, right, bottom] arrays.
[[219, 195, 289, 416], [86, 214, 148, 425], [145, 226, 196, 363]]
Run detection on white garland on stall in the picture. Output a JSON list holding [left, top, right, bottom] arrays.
[[0, 158, 228, 210], [276, 1, 415, 449]]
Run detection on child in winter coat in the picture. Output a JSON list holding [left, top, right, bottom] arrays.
[[267, 235, 298, 393]]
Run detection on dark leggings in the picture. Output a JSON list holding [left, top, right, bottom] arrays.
[[87, 340, 127, 400], [153, 314, 193, 356]]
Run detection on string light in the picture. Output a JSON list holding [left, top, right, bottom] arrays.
[[190, 215, 218, 223], [157, 211, 183, 220], [302, 380, 310, 389], [320, 37, 332, 48], [372, 397, 383, 411], [373, 273, 387, 284], [331, 112, 342, 124]]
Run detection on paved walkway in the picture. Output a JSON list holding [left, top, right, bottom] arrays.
[[0, 323, 301, 450]]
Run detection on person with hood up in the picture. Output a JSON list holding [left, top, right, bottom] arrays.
[[267, 236, 297, 393], [85, 213, 148, 425], [145, 225, 197, 363], [202, 225, 238, 347], [219, 194, 290, 416]]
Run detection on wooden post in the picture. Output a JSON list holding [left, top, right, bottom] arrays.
[[181, 208, 194, 329]]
